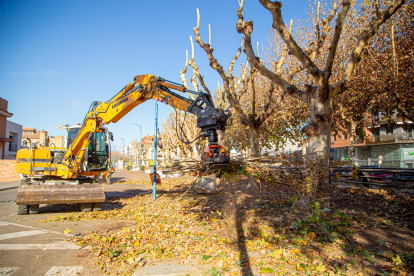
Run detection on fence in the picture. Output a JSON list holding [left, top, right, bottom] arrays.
[[335, 158, 414, 169], [329, 166, 414, 191]]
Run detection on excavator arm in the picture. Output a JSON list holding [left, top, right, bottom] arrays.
[[61, 74, 230, 179]]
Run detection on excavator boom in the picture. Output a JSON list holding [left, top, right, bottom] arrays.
[[15, 74, 231, 214]]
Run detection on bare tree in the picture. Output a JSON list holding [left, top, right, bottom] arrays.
[[192, 9, 302, 156], [236, 0, 407, 185]]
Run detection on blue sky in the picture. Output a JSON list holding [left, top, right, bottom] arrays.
[[0, 0, 309, 150]]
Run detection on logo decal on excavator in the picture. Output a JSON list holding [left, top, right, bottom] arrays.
[[113, 97, 129, 109]]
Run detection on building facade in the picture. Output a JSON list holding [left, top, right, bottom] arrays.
[[21, 128, 49, 148], [49, 136, 65, 148], [4, 120, 22, 159], [0, 98, 17, 159], [331, 112, 414, 168]]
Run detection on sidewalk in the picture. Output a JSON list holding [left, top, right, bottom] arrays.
[[0, 179, 20, 192]]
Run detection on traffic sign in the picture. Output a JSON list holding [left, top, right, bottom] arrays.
[[379, 156, 383, 160], [379, 160, 383, 164]]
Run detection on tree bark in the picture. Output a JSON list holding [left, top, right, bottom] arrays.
[[191, 143, 201, 160], [249, 127, 260, 156], [348, 122, 357, 166], [304, 88, 332, 187], [217, 129, 226, 148], [301, 138, 307, 158]]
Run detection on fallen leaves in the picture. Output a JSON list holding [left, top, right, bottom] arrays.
[[39, 173, 414, 276]]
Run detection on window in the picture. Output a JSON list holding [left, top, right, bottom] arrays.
[[386, 125, 393, 134], [403, 125, 412, 133], [333, 135, 336, 141], [343, 134, 348, 140]]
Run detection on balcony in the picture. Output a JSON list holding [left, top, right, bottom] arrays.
[[368, 133, 413, 144], [395, 132, 414, 142], [368, 113, 399, 127], [355, 137, 365, 144]]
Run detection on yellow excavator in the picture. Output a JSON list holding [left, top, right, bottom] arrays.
[[15, 74, 231, 215]]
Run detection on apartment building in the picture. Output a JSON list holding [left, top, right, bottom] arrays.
[[331, 112, 414, 168], [21, 128, 49, 148]]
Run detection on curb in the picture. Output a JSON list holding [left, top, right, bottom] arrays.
[[0, 186, 18, 192]]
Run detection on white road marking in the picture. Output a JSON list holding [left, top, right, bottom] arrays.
[[0, 267, 19, 276], [0, 230, 46, 241], [0, 222, 9, 227], [0, 242, 90, 250], [0, 221, 73, 237], [43, 241, 88, 250], [44, 266, 83, 276]]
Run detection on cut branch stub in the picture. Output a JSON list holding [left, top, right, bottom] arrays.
[[301, 122, 319, 137]]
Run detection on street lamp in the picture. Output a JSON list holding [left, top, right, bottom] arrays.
[[129, 122, 143, 173], [113, 145, 116, 169], [117, 137, 124, 170]]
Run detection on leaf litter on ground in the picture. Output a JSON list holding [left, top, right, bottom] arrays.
[[40, 170, 414, 276]]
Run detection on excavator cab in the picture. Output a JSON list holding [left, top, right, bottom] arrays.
[[85, 132, 109, 171], [66, 125, 111, 172]]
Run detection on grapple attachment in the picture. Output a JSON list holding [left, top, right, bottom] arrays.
[[202, 144, 230, 164]]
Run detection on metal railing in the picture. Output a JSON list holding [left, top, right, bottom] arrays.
[[368, 133, 413, 143], [369, 113, 399, 126], [336, 158, 414, 169], [330, 166, 414, 190], [396, 132, 414, 141]]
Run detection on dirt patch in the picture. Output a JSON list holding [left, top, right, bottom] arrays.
[[0, 160, 19, 182]]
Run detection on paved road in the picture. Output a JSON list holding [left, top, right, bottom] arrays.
[[0, 172, 201, 275], [0, 187, 104, 276]]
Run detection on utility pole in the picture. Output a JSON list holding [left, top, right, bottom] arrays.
[[113, 145, 116, 168], [129, 122, 143, 173], [118, 137, 124, 170], [153, 101, 158, 200]]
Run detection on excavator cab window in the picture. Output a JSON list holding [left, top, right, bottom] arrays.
[[86, 132, 108, 171], [67, 127, 81, 149]]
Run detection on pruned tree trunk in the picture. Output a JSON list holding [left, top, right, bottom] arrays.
[[301, 138, 307, 158], [304, 93, 332, 187], [249, 127, 260, 156], [217, 129, 226, 148], [348, 122, 357, 166]]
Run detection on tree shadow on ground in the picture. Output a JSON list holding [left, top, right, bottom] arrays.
[[157, 174, 414, 275]]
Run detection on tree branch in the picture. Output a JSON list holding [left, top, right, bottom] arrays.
[[330, 0, 407, 97], [180, 49, 190, 90], [257, 0, 322, 80], [236, 2, 308, 102], [194, 8, 249, 124], [324, 0, 351, 76], [189, 35, 211, 95]]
